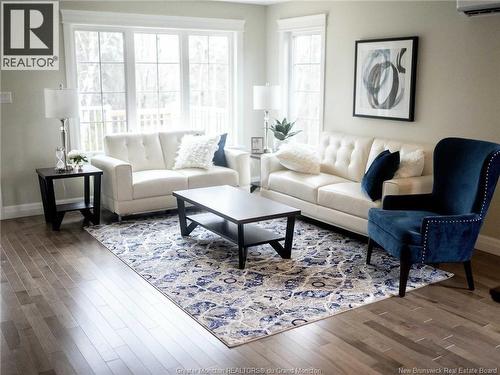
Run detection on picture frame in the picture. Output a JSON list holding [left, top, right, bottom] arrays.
[[251, 137, 264, 154], [353, 36, 418, 122]]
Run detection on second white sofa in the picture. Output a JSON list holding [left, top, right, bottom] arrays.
[[91, 130, 250, 217], [260, 132, 434, 235]]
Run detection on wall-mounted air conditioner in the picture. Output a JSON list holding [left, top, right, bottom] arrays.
[[457, 0, 500, 16]]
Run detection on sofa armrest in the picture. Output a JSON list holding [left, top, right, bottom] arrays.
[[382, 175, 433, 199], [260, 153, 285, 189], [225, 148, 251, 187], [91, 155, 133, 201]]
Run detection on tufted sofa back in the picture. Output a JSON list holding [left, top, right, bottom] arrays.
[[104, 130, 202, 172], [319, 132, 374, 182], [367, 138, 433, 176]]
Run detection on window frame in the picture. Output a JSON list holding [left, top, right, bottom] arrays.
[[185, 30, 235, 134], [72, 26, 129, 152], [277, 14, 326, 145], [132, 29, 183, 133], [62, 10, 244, 153]]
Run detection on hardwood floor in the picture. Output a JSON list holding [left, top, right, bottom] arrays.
[[1, 212, 499, 374]]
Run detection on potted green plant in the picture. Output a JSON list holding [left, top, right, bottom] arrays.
[[67, 150, 88, 171], [269, 118, 302, 150]]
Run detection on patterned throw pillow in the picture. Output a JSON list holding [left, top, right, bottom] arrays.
[[173, 135, 220, 170]]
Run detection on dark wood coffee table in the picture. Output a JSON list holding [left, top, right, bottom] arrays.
[[172, 185, 300, 269]]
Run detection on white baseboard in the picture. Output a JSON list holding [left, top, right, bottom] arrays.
[[2, 200, 499, 257], [475, 235, 500, 256], [1, 197, 83, 220]]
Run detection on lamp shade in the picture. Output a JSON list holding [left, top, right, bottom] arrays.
[[44, 88, 79, 119], [253, 85, 281, 110]]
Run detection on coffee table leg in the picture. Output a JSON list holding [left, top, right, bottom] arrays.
[[283, 215, 296, 259], [177, 198, 189, 236], [176, 198, 198, 236], [237, 224, 247, 269]]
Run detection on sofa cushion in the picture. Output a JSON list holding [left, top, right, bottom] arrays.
[[159, 130, 203, 169], [319, 132, 374, 182], [104, 133, 166, 172], [367, 138, 433, 176], [275, 144, 320, 174], [132, 170, 187, 199], [173, 135, 220, 170], [368, 209, 437, 246], [177, 166, 238, 189], [268, 170, 348, 204], [367, 209, 438, 262], [361, 150, 400, 201], [213, 133, 228, 167], [318, 182, 381, 219]]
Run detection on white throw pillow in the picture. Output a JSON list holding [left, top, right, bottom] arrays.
[[275, 144, 321, 174], [395, 149, 425, 178], [173, 135, 220, 170]]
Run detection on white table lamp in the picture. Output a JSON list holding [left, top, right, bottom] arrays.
[[253, 83, 280, 153], [44, 85, 78, 171]]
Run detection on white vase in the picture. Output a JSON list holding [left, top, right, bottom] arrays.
[[273, 138, 288, 151]]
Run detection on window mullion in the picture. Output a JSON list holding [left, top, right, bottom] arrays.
[[124, 29, 137, 132], [155, 35, 161, 130], [180, 31, 190, 129]]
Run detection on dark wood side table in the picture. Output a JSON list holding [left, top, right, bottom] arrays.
[[36, 165, 103, 231]]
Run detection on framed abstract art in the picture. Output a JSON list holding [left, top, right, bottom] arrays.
[[353, 36, 418, 121]]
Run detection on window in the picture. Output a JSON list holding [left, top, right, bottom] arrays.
[[189, 35, 231, 135], [75, 31, 126, 151], [278, 14, 326, 145], [290, 33, 322, 145], [134, 33, 181, 131], [64, 11, 243, 152]]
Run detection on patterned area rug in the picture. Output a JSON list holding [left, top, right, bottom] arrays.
[[86, 214, 453, 347]]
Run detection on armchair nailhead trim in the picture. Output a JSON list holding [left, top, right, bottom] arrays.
[[421, 150, 499, 263], [422, 217, 482, 263], [480, 150, 500, 217]]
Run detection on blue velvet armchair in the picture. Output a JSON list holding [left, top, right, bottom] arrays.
[[367, 138, 500, 297]]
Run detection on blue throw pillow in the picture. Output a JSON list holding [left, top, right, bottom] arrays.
[[213, 133, 228, 167], [362, 150, 400, 201]]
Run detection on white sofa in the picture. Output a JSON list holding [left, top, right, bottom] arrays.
[[260, 132, 434, 235], [91, 130, 250, 217]]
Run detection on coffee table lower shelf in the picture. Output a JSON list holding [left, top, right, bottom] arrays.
[[173, 186, 299, 269], [186, 213, 285, 247]]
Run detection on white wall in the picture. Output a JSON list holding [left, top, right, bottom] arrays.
[[0, 1, 267, 210], [266, 1, 500, 239]]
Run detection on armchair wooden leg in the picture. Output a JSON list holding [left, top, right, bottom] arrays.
[[399, 249, 412, 297], [366, 238, 374, 265], [464, 260, 475, 291]]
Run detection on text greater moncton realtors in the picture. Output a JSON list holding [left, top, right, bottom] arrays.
[[2, 56, 57, 68]]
